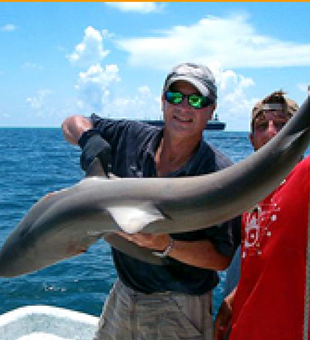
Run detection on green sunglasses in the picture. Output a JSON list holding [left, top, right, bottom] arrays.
[[165, 91, 213, 109]]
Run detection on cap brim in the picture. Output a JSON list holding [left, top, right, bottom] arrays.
[[165, 76, 210, 97]]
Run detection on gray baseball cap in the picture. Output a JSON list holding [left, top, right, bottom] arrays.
[[163, 62, 217, 101]]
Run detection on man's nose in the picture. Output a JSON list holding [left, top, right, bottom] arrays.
[[267, 121, 278, 136]]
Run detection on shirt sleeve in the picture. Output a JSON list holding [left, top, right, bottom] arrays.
[[209, 216, 241, 257]]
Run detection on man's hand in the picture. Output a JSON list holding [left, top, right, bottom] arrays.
[[117, 232, 171, 251], [214, 289, 236, 340]]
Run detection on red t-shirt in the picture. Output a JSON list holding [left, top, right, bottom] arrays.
[[230, 156, 310, 340]]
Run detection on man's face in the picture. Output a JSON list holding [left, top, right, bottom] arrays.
[[162, 80, 215, 140], [250, 110, 290, 150]]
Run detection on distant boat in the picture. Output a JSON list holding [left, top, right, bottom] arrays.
[[141, 114, 226, 131], [206, 114, 226, 131]]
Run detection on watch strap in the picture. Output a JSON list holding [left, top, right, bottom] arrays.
[[152, 237, 174, 258]]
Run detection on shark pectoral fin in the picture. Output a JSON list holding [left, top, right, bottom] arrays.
[[108, 173, 120, 180], [106, 202, 165, 234], [86, 158, 119, 179]]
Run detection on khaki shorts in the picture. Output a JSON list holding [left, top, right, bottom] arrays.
[[93, 279, 213, 340]]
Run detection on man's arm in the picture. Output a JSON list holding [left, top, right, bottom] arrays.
[[170, 237, 231, 270], [214, 287, 236, 340], [62, 115, 112, 173], [118, 232, 231, 270], [62, 115, 93, 145]]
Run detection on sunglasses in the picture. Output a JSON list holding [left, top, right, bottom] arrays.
[[164, 91, 213, 109]]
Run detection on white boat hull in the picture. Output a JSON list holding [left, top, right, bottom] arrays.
[[0, 305, 99, 340]]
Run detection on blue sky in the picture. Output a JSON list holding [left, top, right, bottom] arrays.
[[1, 2, 310, 131]]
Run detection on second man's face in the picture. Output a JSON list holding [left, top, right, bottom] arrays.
[[250, 110, 290, 150]]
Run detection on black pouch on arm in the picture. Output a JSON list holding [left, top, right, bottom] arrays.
[[78, 128, 112, 174]]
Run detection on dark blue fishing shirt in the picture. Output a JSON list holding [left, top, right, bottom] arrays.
[[90, 115, 240, 295]]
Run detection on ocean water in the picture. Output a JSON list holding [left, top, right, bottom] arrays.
[[0, 128, 252, 318]]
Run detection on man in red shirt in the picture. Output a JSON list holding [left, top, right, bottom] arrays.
[[214, 90, 310, 339]]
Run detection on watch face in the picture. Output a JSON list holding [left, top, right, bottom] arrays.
[[152, 250, 166, 258]]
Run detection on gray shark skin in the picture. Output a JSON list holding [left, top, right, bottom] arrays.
[[0, 95, 310, 277]]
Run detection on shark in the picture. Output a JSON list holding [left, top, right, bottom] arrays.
[[0, 94, 309, 277]]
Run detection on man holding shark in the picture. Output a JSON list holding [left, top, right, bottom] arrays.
[[62, 62, 241, 340]]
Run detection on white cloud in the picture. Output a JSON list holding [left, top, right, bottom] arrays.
[[26, 90, 53, 110], [75, 64, 120, 112], [67, 26, 110, 68], [24, 90, 72, 122], [101, 29, 114, 39], [22, 62, 43, 70], [208, 62, 256, 131], [1, 112, 11, 119], [117, 14, 310, 70], [297, 83, 310, 94], [1, 24, 17, 32], [75, 63, 161, 119], [105, 2, 163, 14], [103, 86, 161, 120]]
